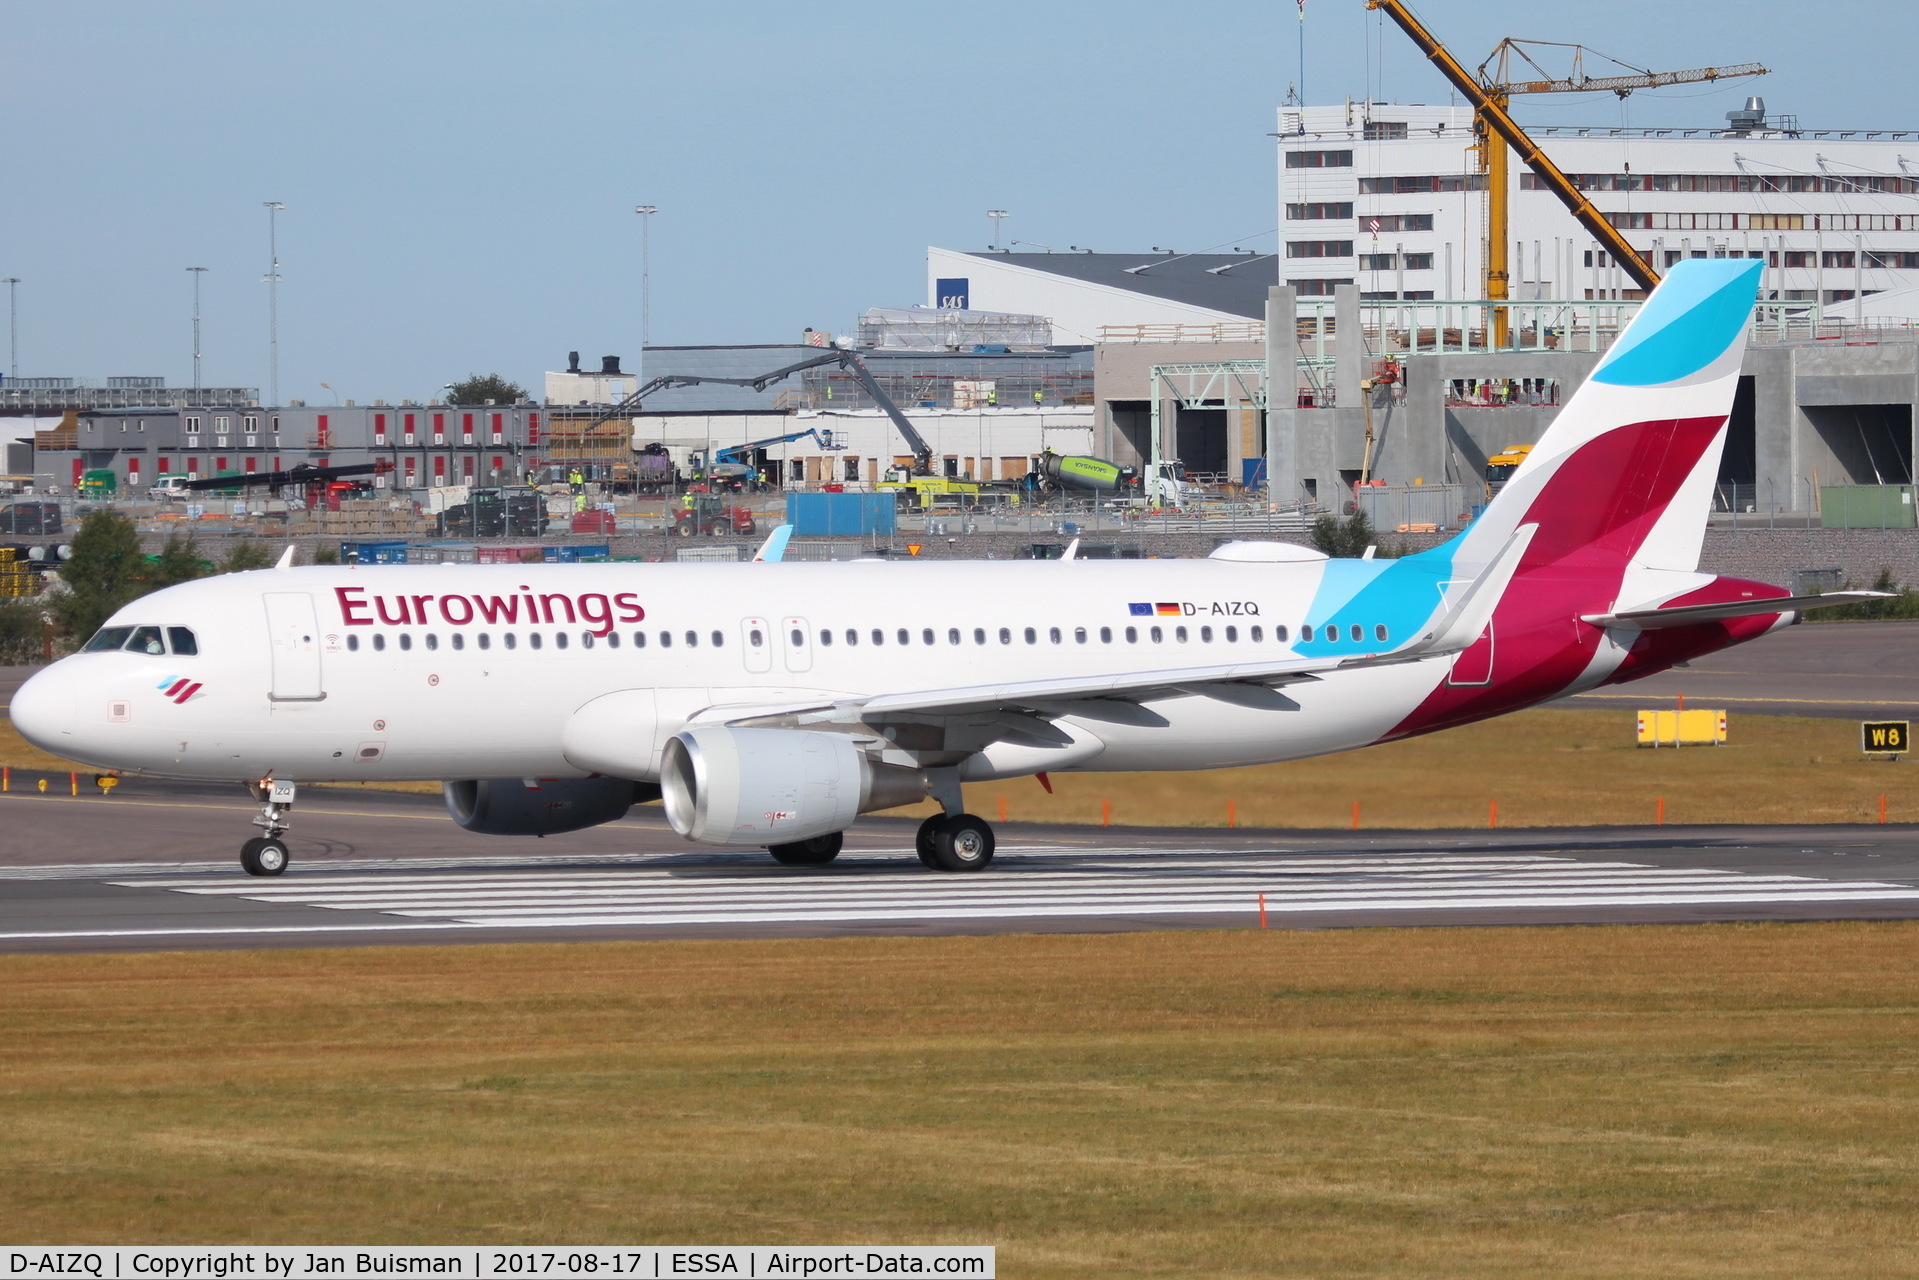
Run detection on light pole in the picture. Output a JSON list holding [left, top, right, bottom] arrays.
[[988, 210, 1008, 251], [186, 267, 207, 393], [635, 205, 657, 369], [263, 202, 284, 405], [2, 278, 19, 380]]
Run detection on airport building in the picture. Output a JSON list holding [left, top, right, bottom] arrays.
[[32, 402, 545, 494], [913, 98, 1919, 514]]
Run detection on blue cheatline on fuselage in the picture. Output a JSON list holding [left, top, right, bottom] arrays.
[[1297, 544, 1458, 654]]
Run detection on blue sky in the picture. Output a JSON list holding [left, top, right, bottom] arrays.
[[3, 0, 1912, 403]]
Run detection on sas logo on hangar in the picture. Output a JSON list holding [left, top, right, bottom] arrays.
[[156, 675, 205, 705]]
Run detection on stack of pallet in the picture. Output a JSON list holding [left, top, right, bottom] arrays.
[[0, 548, 42, 598], [284, 499, 431, 538]]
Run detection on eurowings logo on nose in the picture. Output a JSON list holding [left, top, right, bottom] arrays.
[[156, 675, 204, 705]]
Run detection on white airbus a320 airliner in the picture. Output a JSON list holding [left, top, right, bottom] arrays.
[[11, 261, 1877, 876]]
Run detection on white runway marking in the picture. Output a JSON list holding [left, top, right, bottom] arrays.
[[20, 846, 1911, 938]]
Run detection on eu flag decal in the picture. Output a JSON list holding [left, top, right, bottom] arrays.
[[1128, 603, 1153, 616]]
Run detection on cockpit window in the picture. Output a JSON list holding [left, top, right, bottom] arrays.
[[83, 626, 135, 652], [167, 626, 198, 656], [126, 626, 166, 655]]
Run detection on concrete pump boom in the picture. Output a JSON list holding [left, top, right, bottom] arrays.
[[592, 349, 936, 475]]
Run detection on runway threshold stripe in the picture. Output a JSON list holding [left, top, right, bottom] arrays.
[[162, 874, 1897, 913], [112, 857, 1633, 891]]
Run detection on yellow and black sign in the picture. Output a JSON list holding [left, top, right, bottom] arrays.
[[1861, 721, 1910, 755]]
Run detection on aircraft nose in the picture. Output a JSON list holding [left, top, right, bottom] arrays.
[[9, 664, 76, 756]]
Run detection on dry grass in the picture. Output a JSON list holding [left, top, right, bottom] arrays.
[[6, 706, 1915, 824], [888, 707, 1919, 829], [3, 924, 1918, 1274]]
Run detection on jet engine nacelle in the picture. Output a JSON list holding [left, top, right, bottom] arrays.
[[443, 777, 658, 836], [661, 727, 925, 846]]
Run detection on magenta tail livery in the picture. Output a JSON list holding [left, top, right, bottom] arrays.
[[9, 262, 1885, 875]]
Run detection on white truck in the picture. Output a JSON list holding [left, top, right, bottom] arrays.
[[149, 475, 194, 501]]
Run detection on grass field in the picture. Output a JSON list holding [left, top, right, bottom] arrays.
[[3, 924, 1918, 1274], [5, 705, 1914, 827]]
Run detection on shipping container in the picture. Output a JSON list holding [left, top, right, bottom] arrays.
[[786, 491, 895, 535], [1819, 485, 1916, 529]]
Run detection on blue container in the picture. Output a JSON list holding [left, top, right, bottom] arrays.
[[541, 544, 613, 563], [786, 492, 895, 536], [1241, 458, 1269, 490], [340, 540, 409, 564]]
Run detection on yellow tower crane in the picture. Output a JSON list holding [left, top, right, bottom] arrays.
[[1364, 2, 1766, 343]]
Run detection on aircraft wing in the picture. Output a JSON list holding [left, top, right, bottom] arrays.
[[1582, 591, 1891, 630]]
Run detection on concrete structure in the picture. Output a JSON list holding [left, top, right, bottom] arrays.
[[1091, 281, 1916, 515], [543, 354, 637, 407]]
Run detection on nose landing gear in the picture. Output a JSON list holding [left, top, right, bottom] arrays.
[[241, 777, 298, 876]]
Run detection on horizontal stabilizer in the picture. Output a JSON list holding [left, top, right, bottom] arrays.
[[1583, 591, 1892, 630]]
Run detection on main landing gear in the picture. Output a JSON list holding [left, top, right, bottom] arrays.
[[916, 813, 995, 872], [241, 778, 298, 877]]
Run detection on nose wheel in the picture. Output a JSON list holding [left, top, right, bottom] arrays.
[[242, 778, 298, 876], [240, 836, 289, 877]]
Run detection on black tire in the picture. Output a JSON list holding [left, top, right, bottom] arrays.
[[768, 831, 843, 866], [927, 814, 994, 873], [674, 520, 696, 537], [915, 815, 943, 868], [241, 836, 289, 877]]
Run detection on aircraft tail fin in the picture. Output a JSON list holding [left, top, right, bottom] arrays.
[[1445, 258, 1761, 577]]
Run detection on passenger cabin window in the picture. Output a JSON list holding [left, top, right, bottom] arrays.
[[973, 628, 986, 645], [452, 633, 465, 650], [1273, 625, 1287, 642], [607, 633, 620, 649], [425, 634, 439, 650], [554, 633, 568, 650], [1024, 627, 1036, 644], [1351, 624, 1363, 642], [870, 629, 883, 646], [658, 632, 670, 648], [347, 635, 360, 652], [711, 630, 723, 647], [1200, 626, 1213, 642], [373, 634, 387, 651], [820, 629, 834, 646], [1099, 627, 1112, 643], [399, 633, 413, 651], [504, 633, 517, 649], [999, 628, 1012, 645], [528, 633, 541, 650], [1150, 626, 1163, 643], [684, 631, 697, 648], [1376, 624, 1389, 642], [1251, 625, 1263, 642], [1301, 625, 1313, 641], [922, 628, 934, 645], [166, 626, 198, 655], [948, 628, 960, 645], [1125, 627, 1137, 643]]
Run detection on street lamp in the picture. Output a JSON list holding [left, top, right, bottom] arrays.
[[635, 205, 657, 369], [186, 267, 208, 393], [262, 202, 285, 406], [1, 277, 18, 380], [987, 210, 1008, 251]]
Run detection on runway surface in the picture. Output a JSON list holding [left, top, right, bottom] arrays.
[[1556, 618, 1919, 719], [3, 620, 1917, 954], [2, 777, 1917, 952]]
